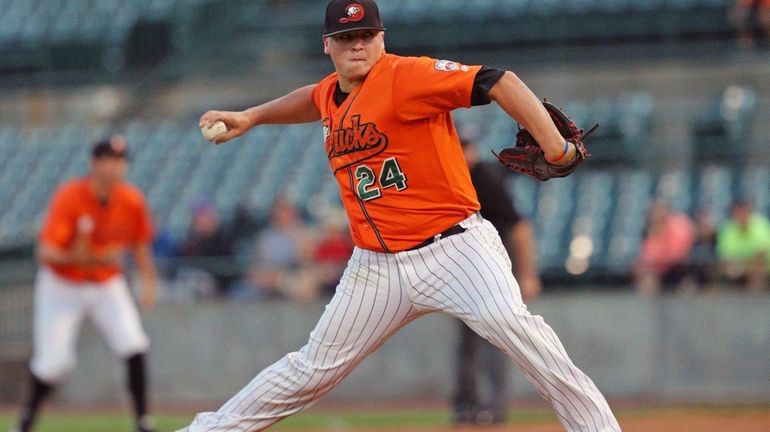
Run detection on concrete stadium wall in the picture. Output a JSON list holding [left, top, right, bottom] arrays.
[[2, 289, 768, 406]]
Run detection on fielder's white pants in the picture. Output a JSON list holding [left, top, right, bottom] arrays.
[[183, 214, 620, 431], [30, 267, 150, 382]]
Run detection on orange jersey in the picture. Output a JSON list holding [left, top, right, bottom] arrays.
[[40, 177, 154, 282], [312, 54, 482, 252]]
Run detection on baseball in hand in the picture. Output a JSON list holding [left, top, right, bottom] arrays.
[[200, 121, 228, 141]]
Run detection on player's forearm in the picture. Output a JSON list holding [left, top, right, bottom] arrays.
[[37, 243, 122, 266], [133, 243, 158, 310], [488, 72, 570, 159], [133, 243, 158, 285], [245, 85, 321, 126], [37, 243, 75, 265]]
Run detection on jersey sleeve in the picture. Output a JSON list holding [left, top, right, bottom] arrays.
[[393, 57, 483, 122], [39, 187, 76, 248], [312, 74, 337, 112], [471, 67, 505, 106]]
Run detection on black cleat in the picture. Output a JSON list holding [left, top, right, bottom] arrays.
[[136, 415, 156, 432]]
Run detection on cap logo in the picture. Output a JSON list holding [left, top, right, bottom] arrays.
[[339, 3, 365, 23], [110, 135, 126, 152]]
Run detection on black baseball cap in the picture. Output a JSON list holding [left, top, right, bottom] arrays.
[[91, 135, 129, 159], [323, 0, 385, 37]]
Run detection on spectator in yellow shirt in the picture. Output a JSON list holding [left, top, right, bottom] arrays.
[[717, 200, 770, 292]]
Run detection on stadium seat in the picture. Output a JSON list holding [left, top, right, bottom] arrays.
[[606, 169, 653, 271], [654, 169, 693, 214], [581, 92, 654, 167], [694, 164, 735, 225], [570, 170, 615, 269], [692, 86, 757, 166], [496, 0, 530, 18], [738, 166, 770, 217], [534, 175, 576, 270], [507, 175, 538, 220]]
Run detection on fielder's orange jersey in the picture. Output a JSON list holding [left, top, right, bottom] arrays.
[[40, 177, 154, 282], [312, 54, 482, 252]]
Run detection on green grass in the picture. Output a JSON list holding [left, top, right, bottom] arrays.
[[5, 404, 767, 431], [0, 408, 559, 431]]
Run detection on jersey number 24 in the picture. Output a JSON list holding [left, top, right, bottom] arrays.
[[355, 157, 408, 201]]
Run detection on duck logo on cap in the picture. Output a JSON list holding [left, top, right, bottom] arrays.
[[110, 135, 127, 152], [339, 3, 365, 23]]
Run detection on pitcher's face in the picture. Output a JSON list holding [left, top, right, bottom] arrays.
[[324, 30, 385, 88]]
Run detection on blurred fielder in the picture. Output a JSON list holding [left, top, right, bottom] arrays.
[[11, 136, 158, 432]]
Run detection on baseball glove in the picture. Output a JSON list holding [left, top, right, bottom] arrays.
[[492, 101, 598, 181]]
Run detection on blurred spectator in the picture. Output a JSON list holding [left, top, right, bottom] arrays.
[[633, 201, 696, 296], [682, 209, 718, 290], [716, 200, 770, 292], [151, 225, 178, 276], [175, 199, 235, 296], [729, 0, 770, 50], [451, 136, 541, 426], [230, 200, 261, 246], [311, 207, 354, 298], [229, 199, 318, 302]]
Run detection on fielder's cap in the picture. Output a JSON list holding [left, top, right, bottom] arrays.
[[91, 135, 129, 159], [324, 0, 385, 37]]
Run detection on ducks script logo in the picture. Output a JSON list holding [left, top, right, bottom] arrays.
[[324, 115, 388, 171]]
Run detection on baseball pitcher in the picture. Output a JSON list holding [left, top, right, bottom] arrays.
[[187, 1, 619, 431]]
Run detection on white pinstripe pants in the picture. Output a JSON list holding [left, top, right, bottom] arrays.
[[182, 214, 620, 431]]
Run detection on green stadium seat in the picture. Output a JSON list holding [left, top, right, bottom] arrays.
[[496, 0, 530, 18], [565, 0, 598, 14], [667, 0, 701, 10], [530, 0, 564, 17], [694, 165, 734, 225], [0, 1, 30, 43], [563, 92, 654, 168], [534, 175, 577, 270], [606, 169, 652, 271], [738, 167, 770, 217], [507, 174, 538, 220], [692, 86, 756, 166], [655, 169, 693, 214], [627, 0, 666, 11]]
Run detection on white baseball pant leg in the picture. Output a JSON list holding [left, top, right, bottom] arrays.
[[88, 273, 150, 357], [30, 268, 88, 382], [182, 214, 620, 432], [399, 215, 620, 431], [30, 268, 149, 383], [183, 248, 426, 432]]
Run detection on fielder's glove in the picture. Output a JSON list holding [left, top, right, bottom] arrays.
[[493, 101, 598, 181]]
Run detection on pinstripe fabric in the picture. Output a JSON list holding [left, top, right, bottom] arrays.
[[182, 214, 620, 432]]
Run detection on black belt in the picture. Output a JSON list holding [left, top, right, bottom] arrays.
[[408, 224, 467, 251]]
